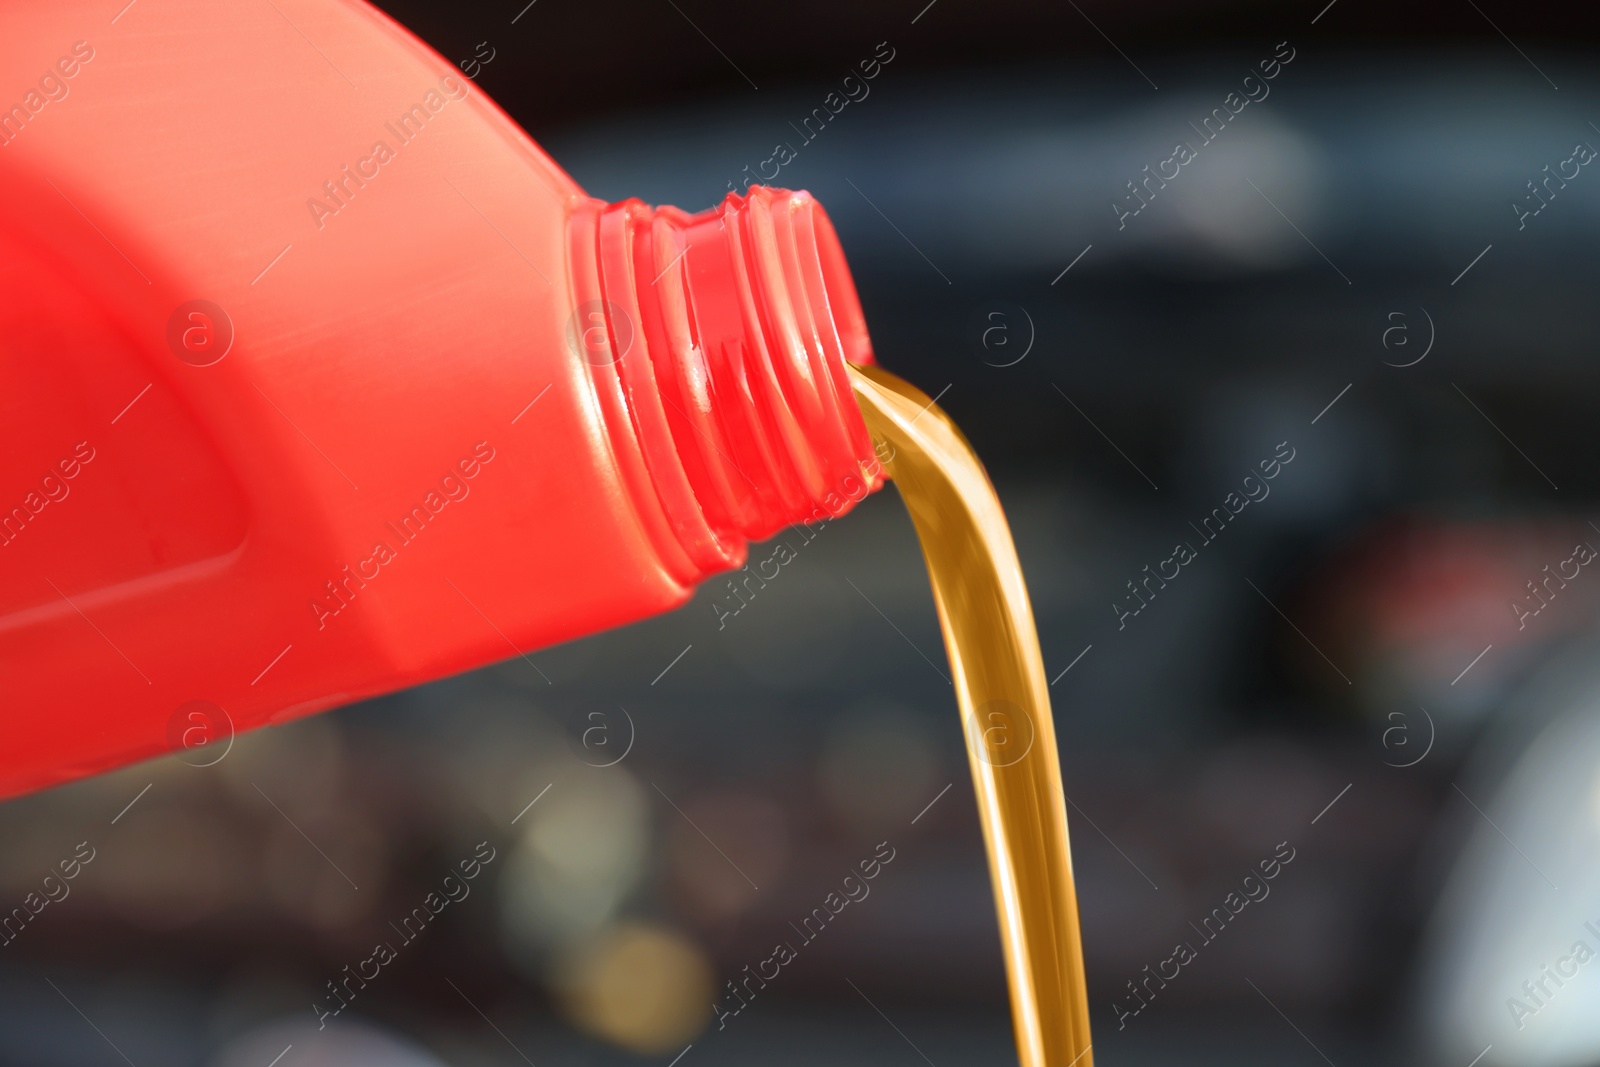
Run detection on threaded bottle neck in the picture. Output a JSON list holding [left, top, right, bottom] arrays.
[[569, 185, 885, 584]]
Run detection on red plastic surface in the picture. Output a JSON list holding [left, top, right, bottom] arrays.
[[0, 0, 880, 798]]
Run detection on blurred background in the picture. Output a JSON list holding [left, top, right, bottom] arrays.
[[7, 0, 1600, 1064]]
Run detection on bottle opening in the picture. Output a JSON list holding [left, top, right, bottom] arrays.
[[570, 186, 885, 585]]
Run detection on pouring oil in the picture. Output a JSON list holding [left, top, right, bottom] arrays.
[[849, 364, 1094, 1067]]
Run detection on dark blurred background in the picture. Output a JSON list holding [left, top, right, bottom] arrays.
[[8, 1, 1600, 1064]]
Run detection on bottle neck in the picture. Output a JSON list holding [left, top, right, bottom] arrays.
[[569, 185, 884, 584]]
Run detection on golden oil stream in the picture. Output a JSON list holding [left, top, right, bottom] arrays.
[[849, 363, 1093, 1067]]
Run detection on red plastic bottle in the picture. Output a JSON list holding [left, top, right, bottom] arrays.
[[0, 0, 883, 798]]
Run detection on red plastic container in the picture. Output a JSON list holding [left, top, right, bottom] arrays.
[[0, 0, 883, 798]]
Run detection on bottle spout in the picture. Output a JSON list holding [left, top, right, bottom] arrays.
[[570, 185, 886, 581]]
